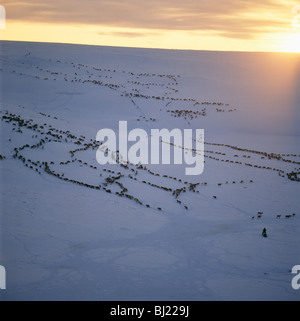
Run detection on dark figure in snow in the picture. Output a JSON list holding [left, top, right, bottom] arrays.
[[262, 228, 267, 238]]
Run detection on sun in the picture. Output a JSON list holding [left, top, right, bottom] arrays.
[[280, 33, 300, 53]]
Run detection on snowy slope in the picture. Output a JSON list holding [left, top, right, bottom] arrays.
[[0, 41, 300, 300]]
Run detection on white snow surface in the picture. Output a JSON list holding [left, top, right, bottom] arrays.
[[0, 41, 300, 300]]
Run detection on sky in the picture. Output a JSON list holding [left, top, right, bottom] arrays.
[[0, 0, 300, 52]]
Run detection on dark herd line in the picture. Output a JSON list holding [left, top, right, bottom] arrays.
[[251, 211, 297, 220], [165, 139, 300, 181]]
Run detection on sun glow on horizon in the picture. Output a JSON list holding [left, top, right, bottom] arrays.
[[2, 20, 300, 54], [1, 1, 300, 54], [279, 32, 300, 53]]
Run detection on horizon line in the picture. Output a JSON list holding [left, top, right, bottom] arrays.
[[1, 39, 299, 55]]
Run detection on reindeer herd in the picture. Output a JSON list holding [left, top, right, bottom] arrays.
[[1, 101, 299, 221], [252, 211, 296, 220], [0, 53, 299, 220], [1, 54, 238, 125]]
